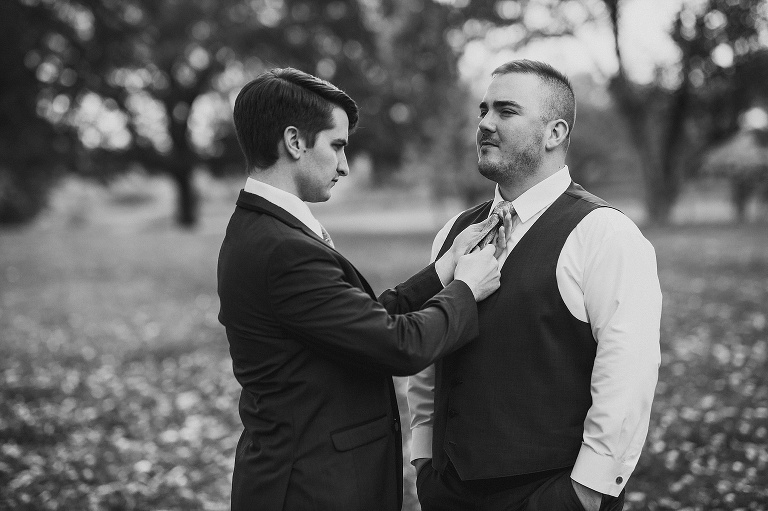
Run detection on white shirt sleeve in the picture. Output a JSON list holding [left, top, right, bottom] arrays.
[[562, 208, 662, 496], [407, 213, 460, 462]]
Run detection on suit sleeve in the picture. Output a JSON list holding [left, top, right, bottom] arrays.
[[378, 263, 444, 314], [266, 237, 479, 376], [406, 215, 458, 462]]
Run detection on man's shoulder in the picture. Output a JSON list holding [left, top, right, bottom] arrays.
[[226, 208, 324, 261], [564, 182, 613, 210], [578, 207, 649, 247]]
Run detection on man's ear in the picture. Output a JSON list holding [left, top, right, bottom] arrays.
[[544, 119, 569, 151], [283, 126, 303, 160]]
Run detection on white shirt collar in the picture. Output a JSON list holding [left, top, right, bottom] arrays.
[[244, 177, 324, 238], [491, 165, 572, 223]]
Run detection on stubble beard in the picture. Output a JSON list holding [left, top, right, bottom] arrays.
[[478, 142, 542, 186]]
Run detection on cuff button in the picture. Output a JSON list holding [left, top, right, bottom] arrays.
[[616, 476, 623, 484]]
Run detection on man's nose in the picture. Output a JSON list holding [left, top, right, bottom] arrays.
[[337, 152, 349, 176], [478, 115, 495, 133]]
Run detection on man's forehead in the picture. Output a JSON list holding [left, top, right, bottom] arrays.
[[328, 107, 349, 132], [315, 107, 349, 140], [482, 73, 541, 102]]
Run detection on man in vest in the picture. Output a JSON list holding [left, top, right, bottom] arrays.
[[407, 60, 662, 511]]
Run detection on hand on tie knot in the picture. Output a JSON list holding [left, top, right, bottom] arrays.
[[463, 201, 515, 254], [434, 202, 515, 287]]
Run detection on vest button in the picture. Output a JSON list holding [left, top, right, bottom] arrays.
[[393, 420, 400, 433], [448, 408, 459, 418]]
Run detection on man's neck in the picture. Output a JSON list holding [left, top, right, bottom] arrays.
[[498, 159, 563, 201], [248, 163, 299, 199]]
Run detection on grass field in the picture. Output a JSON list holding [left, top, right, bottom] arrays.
[[1, 186, 768, 510]]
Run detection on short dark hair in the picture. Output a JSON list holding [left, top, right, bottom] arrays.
[[492, 60, 576, 141], [233, 68, 359, 170]]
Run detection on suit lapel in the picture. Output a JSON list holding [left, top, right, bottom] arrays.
[[236, 190, 331, 249], [235, 190, 378, 299]]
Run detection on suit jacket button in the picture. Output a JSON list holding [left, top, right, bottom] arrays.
[[393, 421, 400, 433], [448, 408, 459, 418]]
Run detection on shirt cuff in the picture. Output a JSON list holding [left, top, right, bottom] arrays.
[[409, 426, 434, 464], [433, 255, 452, 287], [571, 444, 632, 497]]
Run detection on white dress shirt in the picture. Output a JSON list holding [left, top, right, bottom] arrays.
[[407, 166, 662, 496], [244, 177, 326, 239]]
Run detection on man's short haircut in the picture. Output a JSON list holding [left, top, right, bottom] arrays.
[[492, 59, 576, 142], [233, 67, 359, 170]]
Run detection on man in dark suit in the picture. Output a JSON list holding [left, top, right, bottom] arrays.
[[218, 68, 507, 511], [408, 60, 662, 511]]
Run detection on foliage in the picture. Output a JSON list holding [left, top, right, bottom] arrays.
[[603, 0, 768, 224], [3, 0, 404, 226], [0, 1, 79, 224], [2, 218, 768, 509]]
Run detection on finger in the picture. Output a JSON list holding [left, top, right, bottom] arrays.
[[495, 224, 509, 255], [480, 244, 496, 256]]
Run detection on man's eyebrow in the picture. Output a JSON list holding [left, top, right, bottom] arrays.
[[479, 100, 523, 110], [493, 100, 522, 110]]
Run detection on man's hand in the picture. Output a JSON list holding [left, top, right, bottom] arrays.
[[571, 479, 602, 511], [454, 245, 501, 301], [435, 211, 513, 284]]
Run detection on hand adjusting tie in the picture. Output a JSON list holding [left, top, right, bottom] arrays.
[[464, 201, 515, 254]]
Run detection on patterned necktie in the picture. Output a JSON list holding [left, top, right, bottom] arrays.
[[465, 201, 516, 254], [320, 224, 335, 248]]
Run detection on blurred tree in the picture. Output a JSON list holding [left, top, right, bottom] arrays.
[[604, 0, 768, 223], [4, 0, 400, 227], [566, 73, 642, 191], [0, 1, 81, 224], [379, 0, 767, 221]]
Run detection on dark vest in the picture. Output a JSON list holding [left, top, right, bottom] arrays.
[[433, 182, 613, 480]]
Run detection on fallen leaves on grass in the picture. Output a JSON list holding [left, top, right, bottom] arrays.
[[0, 350, 241, 510]]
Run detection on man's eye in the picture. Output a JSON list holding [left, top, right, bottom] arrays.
[[478, 111, 487, 118], [501, 110, 515, 115]]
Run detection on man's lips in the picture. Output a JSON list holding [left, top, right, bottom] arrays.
[[480, 139, 499, 147]]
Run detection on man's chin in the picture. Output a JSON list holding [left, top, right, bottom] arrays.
[[478, 162, 504, 182]]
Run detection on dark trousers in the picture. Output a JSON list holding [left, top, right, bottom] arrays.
[[416, 461, 625, 511]]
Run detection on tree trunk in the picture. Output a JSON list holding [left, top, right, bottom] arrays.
[[172, 166, 198, 228], [605, 0, 682, 225]]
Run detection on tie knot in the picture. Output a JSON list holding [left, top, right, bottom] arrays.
[[464, 201, 515, 254], [492, 200, 515, 218]]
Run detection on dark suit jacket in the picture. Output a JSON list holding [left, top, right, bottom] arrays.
[[217, 190, 479, 511]]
